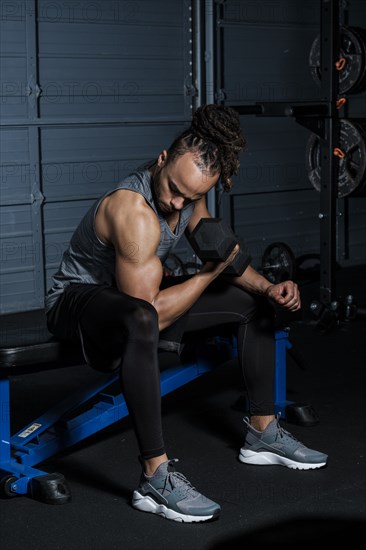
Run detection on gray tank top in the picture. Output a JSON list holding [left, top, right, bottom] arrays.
[[45, 161, 195, 313]]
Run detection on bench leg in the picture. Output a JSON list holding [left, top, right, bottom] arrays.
[[229, 330, 295, 419], [1, 377, 65, 501], [274, 330, 320, 426], [274, 329, 295, 417], [0, 377, 10, 465]]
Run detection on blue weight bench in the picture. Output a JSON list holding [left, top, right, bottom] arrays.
[[0, 308, 294, 504]]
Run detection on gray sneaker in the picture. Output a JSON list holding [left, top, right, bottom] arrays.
[[239, 417, 328, 470], [132, 459, 221, 522]]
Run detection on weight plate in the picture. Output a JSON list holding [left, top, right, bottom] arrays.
[[305, 119, 366, 198], [261, 242, 296, 284], [352, 27, 366, 94], [309, 26, 366, 95]]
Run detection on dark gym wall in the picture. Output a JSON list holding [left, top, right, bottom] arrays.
[[1, 0, 366, 314]]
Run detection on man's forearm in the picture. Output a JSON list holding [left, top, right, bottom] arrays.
[[224, 265, 273, 296], [152, 268, 218, 331]]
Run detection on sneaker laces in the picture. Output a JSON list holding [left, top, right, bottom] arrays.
[[162, 460, 197, 496], [274, 419, 300, 444], [244, 415, 301, 445]]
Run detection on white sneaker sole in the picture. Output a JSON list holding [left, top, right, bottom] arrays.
[[239, 449, 327, 470], [132, 491, 219, 523]]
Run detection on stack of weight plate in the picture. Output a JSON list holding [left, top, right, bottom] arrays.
[[306, 26, 366, 198]]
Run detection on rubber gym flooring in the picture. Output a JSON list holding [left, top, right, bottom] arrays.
[[1, 265, 365, 549]]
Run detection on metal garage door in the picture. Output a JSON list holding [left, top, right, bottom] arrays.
[[0, 0, 195, 312]]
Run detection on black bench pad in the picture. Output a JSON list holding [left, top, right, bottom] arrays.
[[0, 309, 84, 373]]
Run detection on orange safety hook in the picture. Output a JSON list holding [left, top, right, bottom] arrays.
[[335, 57, 346, 70], [333, 148, 346, 159], [336, 97, 347, 109]]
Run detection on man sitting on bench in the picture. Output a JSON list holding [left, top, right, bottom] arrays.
[[45, 104, 328, 523]]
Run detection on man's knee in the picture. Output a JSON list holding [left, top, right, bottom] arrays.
[[127, 301, 159, 343]]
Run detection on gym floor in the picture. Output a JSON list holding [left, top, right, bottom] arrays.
[[1, 265, 366, 549]]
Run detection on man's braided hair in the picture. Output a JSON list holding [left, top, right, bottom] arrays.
[[166, 104, 246, 192]]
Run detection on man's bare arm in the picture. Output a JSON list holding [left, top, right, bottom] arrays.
[[186, 197, 300, 311], [104, 193, 238, 330]]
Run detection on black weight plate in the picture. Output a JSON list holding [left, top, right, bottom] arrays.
[[261, 242, 295, 284], [350, 27, 366, 94], [309, 26, 366, 95], [305, 119, 366, 198]]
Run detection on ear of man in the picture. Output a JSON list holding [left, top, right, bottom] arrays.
[[157, 150, 168, 167]]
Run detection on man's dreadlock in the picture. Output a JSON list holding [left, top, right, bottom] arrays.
[[166, 104, 246, 192]]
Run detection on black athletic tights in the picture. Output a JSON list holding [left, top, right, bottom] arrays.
[[47, 278, 276, 460]]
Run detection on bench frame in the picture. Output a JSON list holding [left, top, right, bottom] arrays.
[[0, 330, 293, 502]]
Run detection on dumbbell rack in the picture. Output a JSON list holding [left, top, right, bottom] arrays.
[[215, 0, 364, 314]]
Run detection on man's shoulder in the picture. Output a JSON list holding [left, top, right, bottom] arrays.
[[104, 188, 158, 229], [104, 186, 152, 213], [97, 189, 160, 253]]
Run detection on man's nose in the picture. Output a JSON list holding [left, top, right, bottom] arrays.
[[171, 196, 185, 210]]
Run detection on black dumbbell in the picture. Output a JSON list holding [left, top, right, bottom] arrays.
[[188, 217, 251, 276]]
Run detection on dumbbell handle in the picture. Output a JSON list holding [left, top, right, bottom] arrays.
[[223, 243, 252, 276]]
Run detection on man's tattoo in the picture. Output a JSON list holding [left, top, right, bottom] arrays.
[[121, 241, 139, 262]]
